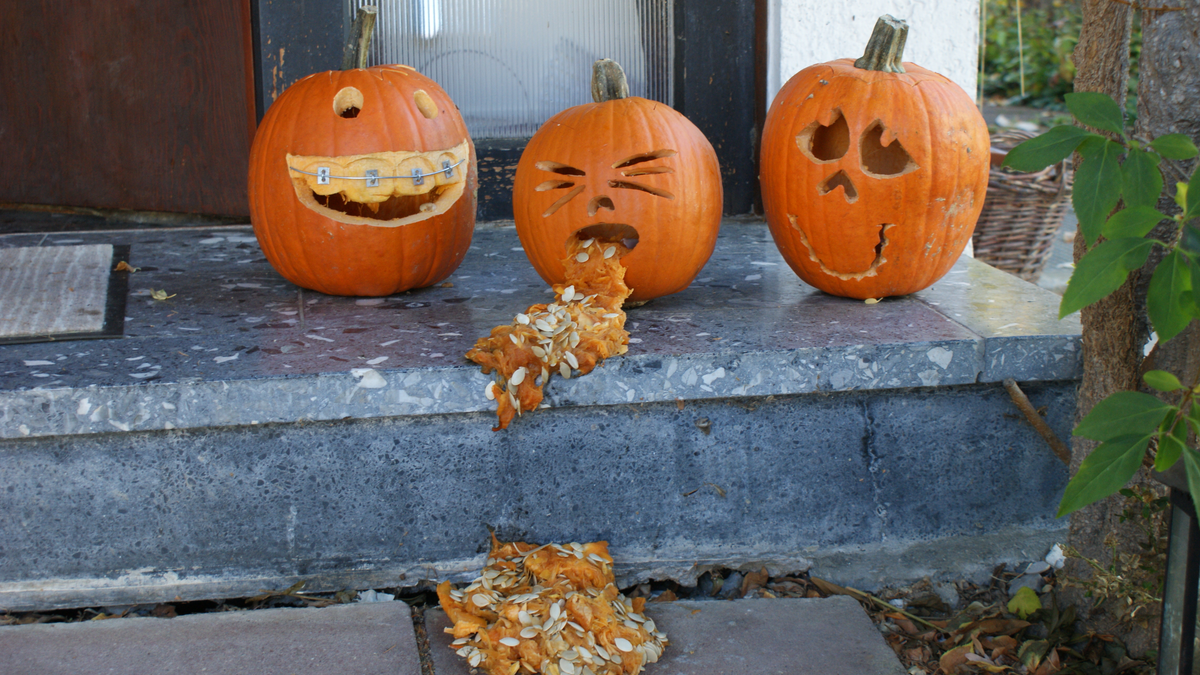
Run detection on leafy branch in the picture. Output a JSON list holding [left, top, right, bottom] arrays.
[[1001, 91, 1200, 518]]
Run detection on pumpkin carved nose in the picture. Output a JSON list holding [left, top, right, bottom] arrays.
[[818, 170, 858, 203], [587, 195, 616, 216]]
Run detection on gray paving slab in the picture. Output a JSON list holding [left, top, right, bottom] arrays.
[[0, 601, 421, 675], [426, 596, 905, 675]]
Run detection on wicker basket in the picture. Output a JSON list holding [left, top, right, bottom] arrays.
[[971, 129, 1073, 283]]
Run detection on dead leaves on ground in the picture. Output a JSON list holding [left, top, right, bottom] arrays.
[[801, 574, 1150, 675]]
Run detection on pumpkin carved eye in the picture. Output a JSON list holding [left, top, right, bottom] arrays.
[[334, 87, 363, 118], [860, 122, 917, 177], [797, 111, 849, 162], [413, 89, 439, 119]]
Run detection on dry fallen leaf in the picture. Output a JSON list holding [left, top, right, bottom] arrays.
[[864, 297, 880, 304], [150, 289, 175, 301], [114, 261, 139, 272]]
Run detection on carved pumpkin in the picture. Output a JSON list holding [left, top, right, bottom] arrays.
[[513, 60, 722, 303], [248, 65, 476, 296], [760, 16, 989, 299]]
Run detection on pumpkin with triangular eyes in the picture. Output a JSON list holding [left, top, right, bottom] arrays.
[[761, 16, 989, 299], [248, 65, 476, 297], [513, 60, 722, 303]]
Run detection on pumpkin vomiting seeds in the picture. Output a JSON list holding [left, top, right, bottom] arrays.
[[437, 537, 668, 675], [466, 236, 633, 430]]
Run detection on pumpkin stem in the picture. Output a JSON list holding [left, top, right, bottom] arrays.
[[591, 59, 630, 103], [342, 5, 378, 70], [853, 15, 908, 74]]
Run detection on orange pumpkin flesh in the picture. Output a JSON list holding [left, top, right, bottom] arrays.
[[466, 235, 633, 431], [760, 16, 989, 299], [437, 536, 667, 675], [514, 60, 722, 303], [248, 65, 477, 297]]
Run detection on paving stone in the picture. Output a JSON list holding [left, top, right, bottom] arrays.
[[427, 596, 906, 675], [0, 602, 421, 675]]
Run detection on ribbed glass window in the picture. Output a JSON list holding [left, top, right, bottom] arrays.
[[348, 0, 674, 138]]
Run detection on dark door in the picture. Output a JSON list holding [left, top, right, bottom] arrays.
[[0, 1, 256, 217]]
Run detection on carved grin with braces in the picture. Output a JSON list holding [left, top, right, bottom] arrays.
[[287, 138, 471, 227]]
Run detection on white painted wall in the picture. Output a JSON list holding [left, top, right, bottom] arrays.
[[768, 1, 980, 108]]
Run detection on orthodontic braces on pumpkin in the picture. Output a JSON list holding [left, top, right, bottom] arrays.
[[285, 139, 471, 226]]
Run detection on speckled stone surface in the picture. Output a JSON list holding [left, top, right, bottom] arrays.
[[0, 220, 1080, 439]]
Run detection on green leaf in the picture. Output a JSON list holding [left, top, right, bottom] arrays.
[[1008, 586, 1042, 619], [1074, 138, 1125, 245], [1180, 223, 1200, 256], [1002, 125, 1097, 172], [1158, 416, 1192, 472], [1121, 149, 1164, 209], [1188, 164, 1200, 219], [1178, 182, 1190, 212], [1148, 250, 1195, 342], [1183, 447, 1200, 519], [1057, 433, 1152, 517], [1189, 403, 1200, 437], [1150, 133, 1199, 160], [1102, 206, 1168, 239], [1065, 92, 1127, 137], [1074, 391, 1174, 441], [1157, 434, 1183, 472], [1060, 238, 1155, 318], [1144, 369, 1184, 392]]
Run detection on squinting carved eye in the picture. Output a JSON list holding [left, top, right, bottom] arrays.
[[535, 161, 588, 216], [796, 111, 849, 162], [860, 122, 916, 176], [609, 149, 676, 199]]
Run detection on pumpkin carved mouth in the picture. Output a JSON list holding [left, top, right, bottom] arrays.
[[287, 139, 470, 228], [571, 223, 639, 253], [789, 214, 894, 281]]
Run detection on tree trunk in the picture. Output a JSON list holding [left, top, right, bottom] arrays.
[[1065, 0, 1151, 653], [1066, 0, 1200, 657]]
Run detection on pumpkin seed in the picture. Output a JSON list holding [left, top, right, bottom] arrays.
[[520, 626, 539, 639], [603, 246, 616, 259], [581, 238, 595, 248], [509, 367, 527, 386], [499, 637, 521, 647], [485, 381, 497, 400], [509, 333, 521, 345], [602, 313, 620, 319], [468, 651, 483, 667], [562, 285, 575, 301], [516, 313, 531, 325], [559, 658, 576, 675], [614, 637, 633, 652], [471, 594, 490, 607], [560, 362, 571, 379], [564, 351, 579, 369]]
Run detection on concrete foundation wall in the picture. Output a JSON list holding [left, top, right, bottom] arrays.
[[1, 381, 1072, 612]]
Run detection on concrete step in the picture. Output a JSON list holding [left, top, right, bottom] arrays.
[[0, 596, 906, 675], [0, 220, 1080, 611]]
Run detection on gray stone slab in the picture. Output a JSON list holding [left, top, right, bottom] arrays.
[[916, 258, 1081, 382], [426, 596, 905, 674], [0, 221, 1079, 440], [0, 381, 1071, 611], [0, 601, 421, 675]]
